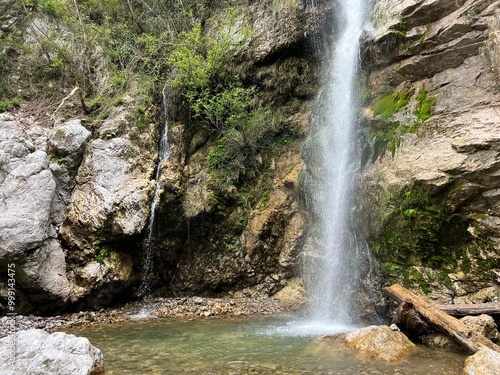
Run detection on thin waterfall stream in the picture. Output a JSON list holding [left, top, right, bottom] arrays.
[[138, 85, 170, 297], [301, 0, 369, 327]]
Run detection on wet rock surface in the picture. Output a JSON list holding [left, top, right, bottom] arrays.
[[463, 348, 500, 375], [334, 325, 417, 363]]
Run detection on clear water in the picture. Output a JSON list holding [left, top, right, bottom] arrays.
[[69, 316, 466, 374], [302, 0, 370, 324]]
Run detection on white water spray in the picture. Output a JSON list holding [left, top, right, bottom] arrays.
[[302, 0, 368, 326], [139, 85, 170, 297]]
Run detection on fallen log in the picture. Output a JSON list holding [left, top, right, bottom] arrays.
[[436, 302, 500, 317], [383, 284, 500, 353]]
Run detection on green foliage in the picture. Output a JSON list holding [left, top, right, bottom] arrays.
[[373, 183, 474, 291], [167, 9, 253, 134], [414, 90, 437, 121], [38, 0, 67, 18], [94, 245, 109, 264], [0, 97, 21, 112], [372, 90, 412, 119]]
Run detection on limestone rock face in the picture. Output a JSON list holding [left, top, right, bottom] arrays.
[[58, 105, 156, 307], [463, 348, 500, 375], [361, 0, 500, 302], [0, 106, 155, 313], [0, 114, 70, 313], [0, 329, 104, 375], [146, 1, 321, 297], [154, 131, 306, 296], [60, 137, 152, 249]]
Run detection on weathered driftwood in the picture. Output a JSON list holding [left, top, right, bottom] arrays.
[[383, 284, 500, 353], [436, 302, 500, 317]]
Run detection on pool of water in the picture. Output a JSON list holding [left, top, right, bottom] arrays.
[[69, 315, 466, 374]]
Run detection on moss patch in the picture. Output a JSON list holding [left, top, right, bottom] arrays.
[[372, 91, 413, 119], [414, 90, 437, 121], [371, 184, 475, 291]]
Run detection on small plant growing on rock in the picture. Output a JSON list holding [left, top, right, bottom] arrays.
[[94, 245, 109, 264], [414, 90, 437, 121]]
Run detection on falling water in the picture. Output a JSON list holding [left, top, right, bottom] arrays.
[[301, 0, 368, 325], [139, 85, 170, 297]]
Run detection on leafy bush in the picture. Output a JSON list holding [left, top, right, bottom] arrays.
[[167, 9, 253, 133]]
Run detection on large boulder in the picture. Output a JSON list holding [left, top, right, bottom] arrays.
[[460, 314, 499, 342], [319, 325, 417, 363], [0, 114, 70, 313], [423, 314, 499, 351], [0, 329, 104, 375], [341, 325, 417, 363], [463, 348, 500, 375]]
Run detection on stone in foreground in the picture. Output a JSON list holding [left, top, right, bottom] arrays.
[[333, 325, 417, 363], [0, 329, 104, 375], [463, 348, 500, 375]]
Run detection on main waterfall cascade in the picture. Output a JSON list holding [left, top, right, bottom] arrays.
[[301, 0, 371, 326], [139, 85, 170, 297]]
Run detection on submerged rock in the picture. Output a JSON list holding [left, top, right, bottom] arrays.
[[0, 329, 104, 375], [463, 348, 500, 375], [422, 333, 463, 352]]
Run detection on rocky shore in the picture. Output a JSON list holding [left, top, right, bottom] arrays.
[[0, 297, 302, 338]]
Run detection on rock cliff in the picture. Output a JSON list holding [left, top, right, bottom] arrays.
[[361, 0, 500, 303], [0, 0, 327, 313], [1, 0, 498, 315], [146, 0, 328, 297]]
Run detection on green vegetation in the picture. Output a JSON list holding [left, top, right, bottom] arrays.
[[0, 0, 207, 123], [94, 245, 109, 264], [0, 97, 21, 112], [414, 90, 437, 121], [166, 10, 302, 194], [372, 91, 412, 119], [367, 88, 437, 158], [371, 183, 478, 292]]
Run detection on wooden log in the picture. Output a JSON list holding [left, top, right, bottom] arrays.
[[436, 302, 500, 317], [383, 284, 500, 353]]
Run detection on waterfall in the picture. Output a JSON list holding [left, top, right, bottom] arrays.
[[139, 85, 170, 297], [302, 0, 368, 325]]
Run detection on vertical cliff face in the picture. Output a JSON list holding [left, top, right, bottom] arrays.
[[148, 0, 332, 297], [361, 0, 500, 303], [0, 0, 331, 313]]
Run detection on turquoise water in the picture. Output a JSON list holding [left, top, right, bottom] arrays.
[[69, 315, 467, 374]]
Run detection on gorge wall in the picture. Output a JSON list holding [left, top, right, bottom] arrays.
[[361, 0, 500, 303], [0, 0, 330, 313], [0, 0, 499, 315]]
